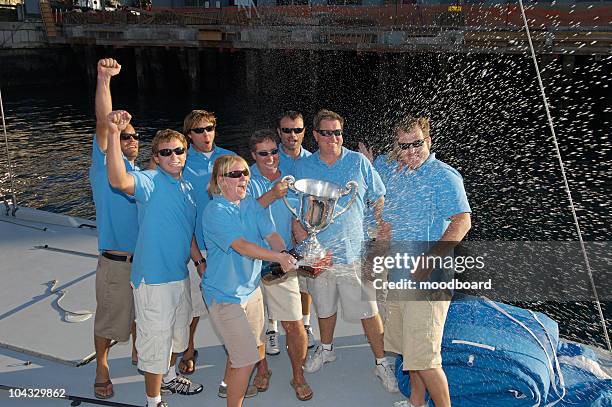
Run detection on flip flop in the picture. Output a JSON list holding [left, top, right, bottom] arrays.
[[94, 379, 114, 399], [253, 369, 272, 392], [290, 379, 313, 401], [178, 349, 198, 375]]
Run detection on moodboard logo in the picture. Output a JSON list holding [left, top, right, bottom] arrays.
[[361, 241, 611, 302]]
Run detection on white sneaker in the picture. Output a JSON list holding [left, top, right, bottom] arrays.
[[374, 358, 399, 393], [305, 325, 315, 349], [266, 330, 280, 355], [303, 345, 336, 373]]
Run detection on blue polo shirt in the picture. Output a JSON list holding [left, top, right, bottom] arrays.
[[89, 136, 140, 253], [278, 146, 311, 176], [129, 168, 197, 287], [183, 144, 235, 250], [293, 147, 386, 264], [374, 153, 471, 242], [246, 164, 296, 249], [202, 195, 275, 304]]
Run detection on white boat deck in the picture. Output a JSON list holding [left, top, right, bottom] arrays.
[[0, 207, 402, 406]]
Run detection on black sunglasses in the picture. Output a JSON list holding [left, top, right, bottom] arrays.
[[223, 169, 250, 178], [157, 147, 186, 157], [120, 133, 140, 141], [398, 138, 428, 150], [316, 129, 343, 137], [191, 125, 215, 134], [281, 127, 304, 134], [256, 148, 279, 157]]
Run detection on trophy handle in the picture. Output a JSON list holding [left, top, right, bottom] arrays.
[[281, 175, 299, 219], [332, 181, 358, 221]]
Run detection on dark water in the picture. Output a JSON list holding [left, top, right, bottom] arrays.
[[1, 50, 610, 347]]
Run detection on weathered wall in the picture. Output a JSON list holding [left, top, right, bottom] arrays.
[[0, 47, 83, 87]]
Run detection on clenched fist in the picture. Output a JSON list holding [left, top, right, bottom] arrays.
[[97, 58, 121, 79], [107, 110, 132, 133]]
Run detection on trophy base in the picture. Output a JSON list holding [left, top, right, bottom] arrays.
[[288, 248, 333, 279], [297, 265, 326, 279]]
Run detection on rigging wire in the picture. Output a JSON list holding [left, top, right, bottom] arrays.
[[0, 87, 18, 215], [517, 0, 611, 351]]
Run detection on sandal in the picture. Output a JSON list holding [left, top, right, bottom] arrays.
[[178, 349, 198, 375], [94, 379, 114, 399], [290, 379, 313, 401], [253, 369, 272, 392]]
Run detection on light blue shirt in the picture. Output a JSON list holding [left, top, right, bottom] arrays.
[[202, 195, 275, 304], [89, 136, 140, 253], [278, 145, 311, 176], [247, 164, 296, 249], [293, 147, 386, 264], [183, 144, 235, 250], [374, 153, 471, 242], [129, 168, 197, 287]]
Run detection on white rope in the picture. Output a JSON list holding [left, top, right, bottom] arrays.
[[516, 0, 610, 352], [49, 280, 93, 323]]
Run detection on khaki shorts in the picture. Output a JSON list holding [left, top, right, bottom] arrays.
[[261, 271, 302, 322], [207, 288, 265, 368], [94, 255, 134, 342], [188, 267, 207, 318], [133, 278, 192, 375], [384, 291, 451, 371], [307, 262, 378, 322]]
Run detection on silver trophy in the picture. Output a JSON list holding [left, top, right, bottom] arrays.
[[281, 175, 359, 278]]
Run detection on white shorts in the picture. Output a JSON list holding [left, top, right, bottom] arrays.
[[307, 262, 378, 322], [133, 278, 192, 375], [188, 266, 207, 318]]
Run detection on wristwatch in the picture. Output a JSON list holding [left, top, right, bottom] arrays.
[[194, 258, 206, 267]]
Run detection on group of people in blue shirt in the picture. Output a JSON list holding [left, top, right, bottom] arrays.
[[89, 58, 471, 407]]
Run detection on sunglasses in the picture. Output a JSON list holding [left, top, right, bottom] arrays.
[[120, 133, 140, 141], [223, 169, 250, 178], [191, 125, 215, 134], [157, 147, 186, 157], [256, 148, 279, 157], [398, 138, 428, 150], [281, 127, 304, 134], [316, 129, 343, 137]]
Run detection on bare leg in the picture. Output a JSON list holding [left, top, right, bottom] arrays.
[[300, 292, 311, 317], [416, 368, 451, 407], [223, 357, 230, 383], [94, 335, 113, 397], [179, 316, 199, 373], [131, 322, 138, 364], [409, 371, 427, 406], [144, 372, 163, 398], [282, 320, 307, 382], [361, 314, 384, 359], [318, 313, 337, 345], [254, 345, 271, 390], [226, 360, 254, 407]]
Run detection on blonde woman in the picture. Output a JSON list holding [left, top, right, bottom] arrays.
[[201, 155, 296, 407]]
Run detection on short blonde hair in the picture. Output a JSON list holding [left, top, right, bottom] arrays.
[[183, 110, 217, 137], [151, 129, 187, 155], [208, 155, 250, 196], [388, 115, 431, 163]]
